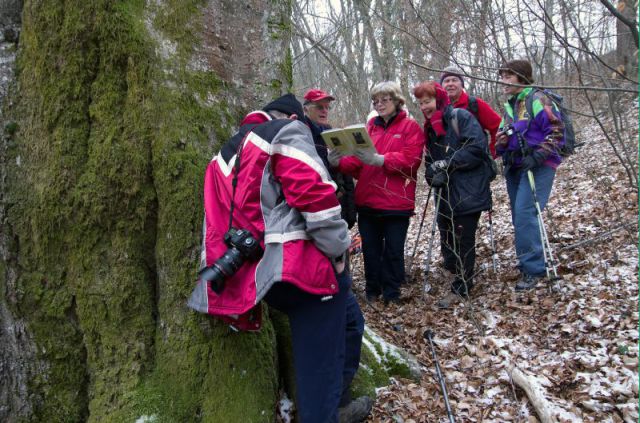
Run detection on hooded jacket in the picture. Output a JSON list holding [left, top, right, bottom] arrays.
[[337, 110, 424, 214], [188, 112, 350, 329]]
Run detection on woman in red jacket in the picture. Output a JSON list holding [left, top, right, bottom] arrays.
[[331, 81, 424, 304]]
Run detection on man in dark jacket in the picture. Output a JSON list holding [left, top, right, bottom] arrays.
[[301, 89, 370, 421], [303, 89, 357, 229]]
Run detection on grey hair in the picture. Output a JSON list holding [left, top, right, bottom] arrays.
[[370, 81, 406, 107]]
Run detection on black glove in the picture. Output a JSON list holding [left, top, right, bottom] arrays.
[[429, 170, 447, 187], [521, 151, 546, 172]]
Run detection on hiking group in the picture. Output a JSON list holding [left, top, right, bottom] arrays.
[[188, 58, 570, 423]]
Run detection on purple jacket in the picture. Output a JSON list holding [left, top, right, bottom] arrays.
[[497, 87, 564, 169]]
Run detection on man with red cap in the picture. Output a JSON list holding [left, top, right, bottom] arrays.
[[303, 89, 357, 229], [302, 89, 371, 423], [440, 66, 502, 158]]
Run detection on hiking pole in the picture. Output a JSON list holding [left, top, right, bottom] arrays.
[[423, 188, 442, 297], [407, 185, 433, 281], [526, 170, 560, 280], [487, 208, 498, 273], [423, 330, 455, 423]]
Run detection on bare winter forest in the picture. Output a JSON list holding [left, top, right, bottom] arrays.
[[292, 0, 638, 422], [0, 1, 636, 422]]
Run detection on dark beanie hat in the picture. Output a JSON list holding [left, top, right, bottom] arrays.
[[440, 66, 464, 87], [498, 60, 534, 85], [262, 93, 305, 120]]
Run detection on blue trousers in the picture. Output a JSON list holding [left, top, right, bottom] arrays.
[[358, 214, 410, 300], [505, 165, 556, 276], [264, 271, 364, 423]]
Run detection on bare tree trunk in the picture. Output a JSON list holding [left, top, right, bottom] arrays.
[[542, 0, 555, 82], [612, 0, 639, 74]]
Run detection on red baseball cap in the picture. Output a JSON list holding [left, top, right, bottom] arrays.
[[303, 88, 335, 104]]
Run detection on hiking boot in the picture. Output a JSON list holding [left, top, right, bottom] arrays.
[[338, 395, 373, 423], [365, 293, 379, 303], [383, 296, 402, 306], [515, 274, 542, 291], [437, 292, 462, 309]]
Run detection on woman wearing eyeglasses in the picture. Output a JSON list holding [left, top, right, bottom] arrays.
[[330, 81, 424, 305]]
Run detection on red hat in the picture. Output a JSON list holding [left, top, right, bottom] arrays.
[[303, 88, 335, 104]]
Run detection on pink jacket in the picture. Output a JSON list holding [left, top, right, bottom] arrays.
[[188, 113, 350, 330], [338, 110, 424, 212]]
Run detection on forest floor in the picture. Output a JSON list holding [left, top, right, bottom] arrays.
[[353, 102, 639, 423]]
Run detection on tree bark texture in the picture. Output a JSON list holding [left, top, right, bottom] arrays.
[[0, 1, 292, 421]]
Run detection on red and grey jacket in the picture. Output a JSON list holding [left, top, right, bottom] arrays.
[[337, 110, 424, 213], [188, 112, 350, 328]]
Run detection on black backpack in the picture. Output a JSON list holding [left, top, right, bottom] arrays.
[[467, 96, 479, 117], [524, 89, 577, 156]]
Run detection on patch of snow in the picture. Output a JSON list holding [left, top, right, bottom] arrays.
[[277, 392, 294, 423]]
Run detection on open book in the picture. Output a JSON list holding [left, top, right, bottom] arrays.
[[321, 124, 374, 155]]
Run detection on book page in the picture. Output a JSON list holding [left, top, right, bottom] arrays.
[[344, 126, 374, 150], [321, 124, 372, 155], [321, 130, 351, 153]]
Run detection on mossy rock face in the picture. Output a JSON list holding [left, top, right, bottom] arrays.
[[0, 1, 293, 422], [350, 326, 423, 400]]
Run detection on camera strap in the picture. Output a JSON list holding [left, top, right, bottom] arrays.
[[228, 135, 247, 233], [227, 124, 264, 243]]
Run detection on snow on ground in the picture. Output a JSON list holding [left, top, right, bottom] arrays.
[[351, 100, 638, 422]]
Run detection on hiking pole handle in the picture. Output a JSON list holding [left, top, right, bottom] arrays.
[[423, 330, 455, 423]]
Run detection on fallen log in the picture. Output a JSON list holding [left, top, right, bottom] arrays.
[[510, 366, 557, 423]]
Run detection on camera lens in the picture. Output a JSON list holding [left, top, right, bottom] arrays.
[[216, 248, 244, 275], [199, 248, 245, 293], [199, 265, 226, 293]]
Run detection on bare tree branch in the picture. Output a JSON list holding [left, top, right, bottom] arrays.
[[407, 60, 639, 93]]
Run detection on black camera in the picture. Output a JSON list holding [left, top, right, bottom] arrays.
[[199, 228, 263, 294]]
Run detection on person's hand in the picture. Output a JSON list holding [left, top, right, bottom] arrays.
[[429, 170, 447, 187], [496, 132, 509, 148], [355, 148, 384, 167], [328, 149, 344, 167], [429, 159, 449, 173], [332, 253, 346, 274], [521, 151, 545, 172]]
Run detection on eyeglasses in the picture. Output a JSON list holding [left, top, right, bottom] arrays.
[[311, 104, 332, 111], [372, 97, 393, 106]]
